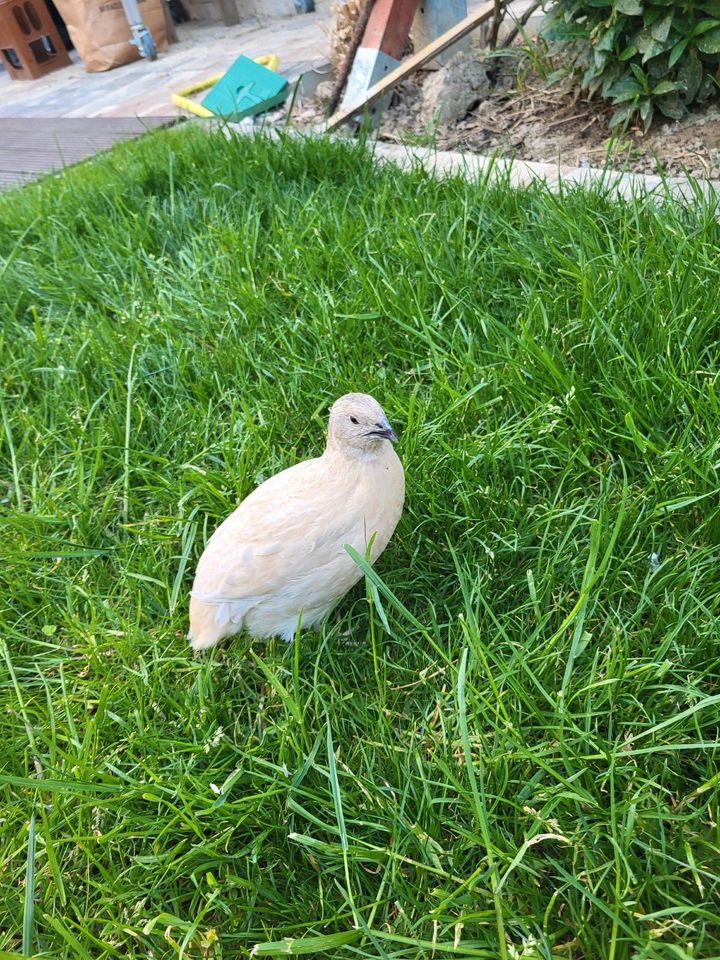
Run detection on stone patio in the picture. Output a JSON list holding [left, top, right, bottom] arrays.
[[0, 1, 540, 188], [0, 9, 332, 187], [0, 12, 332, 119]]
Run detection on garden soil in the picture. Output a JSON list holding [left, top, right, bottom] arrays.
[[293, 44, 720, 181]]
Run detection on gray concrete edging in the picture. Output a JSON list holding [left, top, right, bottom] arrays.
[[220, 118, 720, 205], [368, 142, 720, 205]]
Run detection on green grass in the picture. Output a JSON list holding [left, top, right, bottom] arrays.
[[1, 124, 720, 960]]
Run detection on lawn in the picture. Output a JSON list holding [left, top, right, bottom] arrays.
[[1, 125, 720, 960]]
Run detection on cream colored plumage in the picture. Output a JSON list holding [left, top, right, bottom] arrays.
[[188, 393, 405, 651]]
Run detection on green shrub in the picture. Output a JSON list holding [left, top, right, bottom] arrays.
[[545, 0, 720, 129]]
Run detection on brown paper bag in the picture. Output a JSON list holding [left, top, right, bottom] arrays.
[[54, 0, 168, 71]]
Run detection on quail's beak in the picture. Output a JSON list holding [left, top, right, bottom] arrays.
[[366, 418, 398, 444]]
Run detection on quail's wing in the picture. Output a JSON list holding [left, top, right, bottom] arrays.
[[190, 458, 361, 604]]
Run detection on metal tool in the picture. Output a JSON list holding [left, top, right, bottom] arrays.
[[120, 0, 157, 60]]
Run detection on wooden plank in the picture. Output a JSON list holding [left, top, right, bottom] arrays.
[[162, 0, 179, 44], [0, 117, 174, 190], [219, 0, 240, 26], [363, 0, 420, 58], [336, 0, 419, 118], [326, 0, 501, 130], [328, 0, 378, 115]]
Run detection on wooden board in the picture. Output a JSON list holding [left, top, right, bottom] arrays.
[[219, 0, 240, 26], [0, 117, 174, 190], [326, 0, 501, 130], [362, 0, 420, 58]]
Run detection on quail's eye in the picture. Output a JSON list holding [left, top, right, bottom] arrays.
[[350, 416, 359, 424]]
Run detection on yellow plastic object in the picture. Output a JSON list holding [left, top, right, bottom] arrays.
[[171, 55, 279, 117], [257, 54, 278, 72], [171, 74, 221, 117]]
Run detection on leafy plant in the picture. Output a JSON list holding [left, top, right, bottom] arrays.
[[545, 0, 720, 129]]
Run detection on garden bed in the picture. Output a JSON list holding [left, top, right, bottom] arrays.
[[296, 42, 720, 180]]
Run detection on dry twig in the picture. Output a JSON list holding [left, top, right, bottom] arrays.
[[501, 1, 541, 48]]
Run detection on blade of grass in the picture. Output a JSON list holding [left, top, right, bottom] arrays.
[[326, 720, 358, 929], [21, 813, 36, 957], [457, 648, 507, 960], [250, 930, 360, 956]]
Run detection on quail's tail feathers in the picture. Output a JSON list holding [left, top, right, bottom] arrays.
[[187, 592, 257, 651]]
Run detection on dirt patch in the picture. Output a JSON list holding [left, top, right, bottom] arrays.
[[293, 42, 720, 181]]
